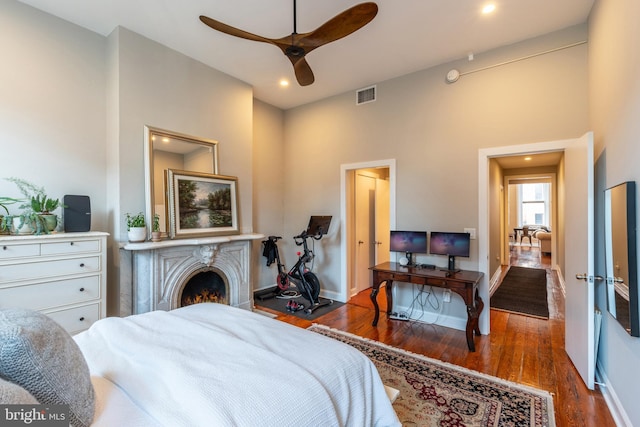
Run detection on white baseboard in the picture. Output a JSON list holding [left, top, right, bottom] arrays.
[[489, 266, 503, 296], [596, 366, 632, 427]]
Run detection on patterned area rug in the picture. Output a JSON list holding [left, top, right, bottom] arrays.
[[308, 325, 555, 427]]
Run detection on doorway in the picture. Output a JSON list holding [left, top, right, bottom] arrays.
[[479, 133, 596, 389], [502, 174, 557, 272], [340, 159, 396, 302]]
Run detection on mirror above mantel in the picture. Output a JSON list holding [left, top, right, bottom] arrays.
[[144, 126, 219, 237]]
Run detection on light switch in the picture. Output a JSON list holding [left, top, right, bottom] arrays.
[[464, 228, 476, 239]]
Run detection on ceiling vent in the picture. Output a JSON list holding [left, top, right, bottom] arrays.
[[356, 85, 376, 105]]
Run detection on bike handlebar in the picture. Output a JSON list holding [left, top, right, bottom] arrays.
[[293, 230, 324, 243]]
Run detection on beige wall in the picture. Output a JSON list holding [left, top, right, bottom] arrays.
[[589, 1, 640, 424], [276, 24, 589, 324]]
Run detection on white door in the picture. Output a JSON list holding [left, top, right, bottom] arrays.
[[355, 173, 375, 293], [375, 178, 390, 264], [564, 132, 595, 390]]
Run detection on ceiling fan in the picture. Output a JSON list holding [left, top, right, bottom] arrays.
[[200, 1, 378, 86]]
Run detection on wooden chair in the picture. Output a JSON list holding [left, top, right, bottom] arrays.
[[520, 225, 533, 245]]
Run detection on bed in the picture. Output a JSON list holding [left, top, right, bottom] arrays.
[[0, 303, 400, 427]]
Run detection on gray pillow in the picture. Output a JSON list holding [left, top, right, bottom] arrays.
[[0, 376, 39, 404], [0, 308, 95, 427]]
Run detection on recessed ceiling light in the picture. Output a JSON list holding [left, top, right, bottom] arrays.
[[162, 137, 170, 144], [524, 156, 532, 161], [482, 4, 496, 14], [279, 79, 289, 87]]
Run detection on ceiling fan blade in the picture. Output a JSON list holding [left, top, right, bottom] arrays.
[[290, 57, 315, 86], [299, 2, 378, 52], [199, 15, 275, 45]]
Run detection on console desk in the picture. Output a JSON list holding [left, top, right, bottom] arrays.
[[369, 262, 484, 351]]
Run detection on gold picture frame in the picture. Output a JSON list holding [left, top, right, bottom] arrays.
[[167, 169, 239, 238]]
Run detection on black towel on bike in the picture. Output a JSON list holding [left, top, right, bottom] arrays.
[[262, 239, 278, 266]]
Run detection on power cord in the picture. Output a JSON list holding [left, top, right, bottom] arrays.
[[406, 285, 444, 325]]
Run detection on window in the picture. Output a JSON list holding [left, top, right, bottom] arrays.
[[520, 183, 549, 226]]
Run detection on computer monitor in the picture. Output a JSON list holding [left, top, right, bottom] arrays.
[[389, 230, 427, 266], [306, 215, 332, 236], [429, 231, 471, 272]]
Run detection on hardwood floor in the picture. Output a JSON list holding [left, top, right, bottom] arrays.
[[255, 243, 615, 426]]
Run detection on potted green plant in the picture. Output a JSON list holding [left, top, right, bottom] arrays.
[[126, 212, 147, 242], [151, 213, 162, 242], [0, 196, 22, 234], [4, 178, 64, 234]]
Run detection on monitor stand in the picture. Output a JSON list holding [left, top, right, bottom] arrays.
[[439, 255, 460, 273], [405, 252, 414, 266]]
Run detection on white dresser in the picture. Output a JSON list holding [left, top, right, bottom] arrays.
[[0, 231, 108, 334]]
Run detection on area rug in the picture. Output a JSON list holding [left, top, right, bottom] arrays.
[[254, 288, 343, 320], [309, 324, 555, 427], [490, 266, 549, 319]]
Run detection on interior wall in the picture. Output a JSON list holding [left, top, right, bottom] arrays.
[[252, 99, 286, 290], [281, 24, 589, 326], [589, 1, 640, 424], [488, 159, 503, 275], [0, 1, 107, 230]]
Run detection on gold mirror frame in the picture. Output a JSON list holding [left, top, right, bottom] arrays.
[[144, 126, 219, 239]]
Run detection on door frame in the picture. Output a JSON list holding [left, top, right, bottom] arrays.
[[478, 137, 581, 334], [340, 159, 396, 302], [502, 173, 557, 269]]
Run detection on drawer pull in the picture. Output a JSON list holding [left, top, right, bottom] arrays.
[[2, 246, 6, 250], [79, 317, 85, 322], [79, 263, 85, 267], [79, 287, 85, 292], [70, 242, 74, 246]]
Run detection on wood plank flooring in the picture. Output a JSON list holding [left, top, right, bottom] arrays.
[[255, 244, 615, 426]]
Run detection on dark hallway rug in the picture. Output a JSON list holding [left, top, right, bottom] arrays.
[[309, 325, 555, 427], [491, 266, 549, 318]]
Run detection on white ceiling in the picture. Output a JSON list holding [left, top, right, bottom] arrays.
[[18, 0, 594, 110]]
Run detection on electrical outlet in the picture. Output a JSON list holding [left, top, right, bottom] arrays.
[[464, 228, 476, 239], [443, 289, 451, 303]]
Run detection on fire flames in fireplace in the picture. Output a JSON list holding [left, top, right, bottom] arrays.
[[181, 288, 227, 306], [180, 270, 228, 307]]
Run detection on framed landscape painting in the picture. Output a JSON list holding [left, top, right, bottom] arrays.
[[167, 169, 239, 238]]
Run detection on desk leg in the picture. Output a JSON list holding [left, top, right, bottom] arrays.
[[371, 279, 392, 326], [370, 281, 381, 326], [465, 290, 484, 352]]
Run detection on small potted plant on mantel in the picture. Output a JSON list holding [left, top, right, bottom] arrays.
[[151, 213, 162, 242], [126, 212, 147, 243]]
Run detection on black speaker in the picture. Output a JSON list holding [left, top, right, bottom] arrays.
[[63, 195, 91, 232]]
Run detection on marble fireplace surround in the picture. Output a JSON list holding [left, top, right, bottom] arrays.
[[120, 234, 263, 316]]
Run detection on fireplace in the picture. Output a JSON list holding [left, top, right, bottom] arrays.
[[120, 234, 263, 316], [180, 269, 228, 307]]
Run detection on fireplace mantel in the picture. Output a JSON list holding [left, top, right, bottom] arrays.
[[120, 233, 263, 316], [122, 233, 264, 251]]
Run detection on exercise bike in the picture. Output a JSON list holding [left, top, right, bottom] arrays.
[[264, 216, 333, 315]]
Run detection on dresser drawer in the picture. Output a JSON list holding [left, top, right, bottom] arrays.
[[0, 276, 101, 311], [47, 303, 100, 335], [41, 239, 101, 256], [0, 243, 40, 260], [426, 278, 448, 287], [377, 272, 411, 282], [0, 256, 101, 283]]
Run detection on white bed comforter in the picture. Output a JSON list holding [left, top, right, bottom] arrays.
[[74, 303, 400, 427]]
